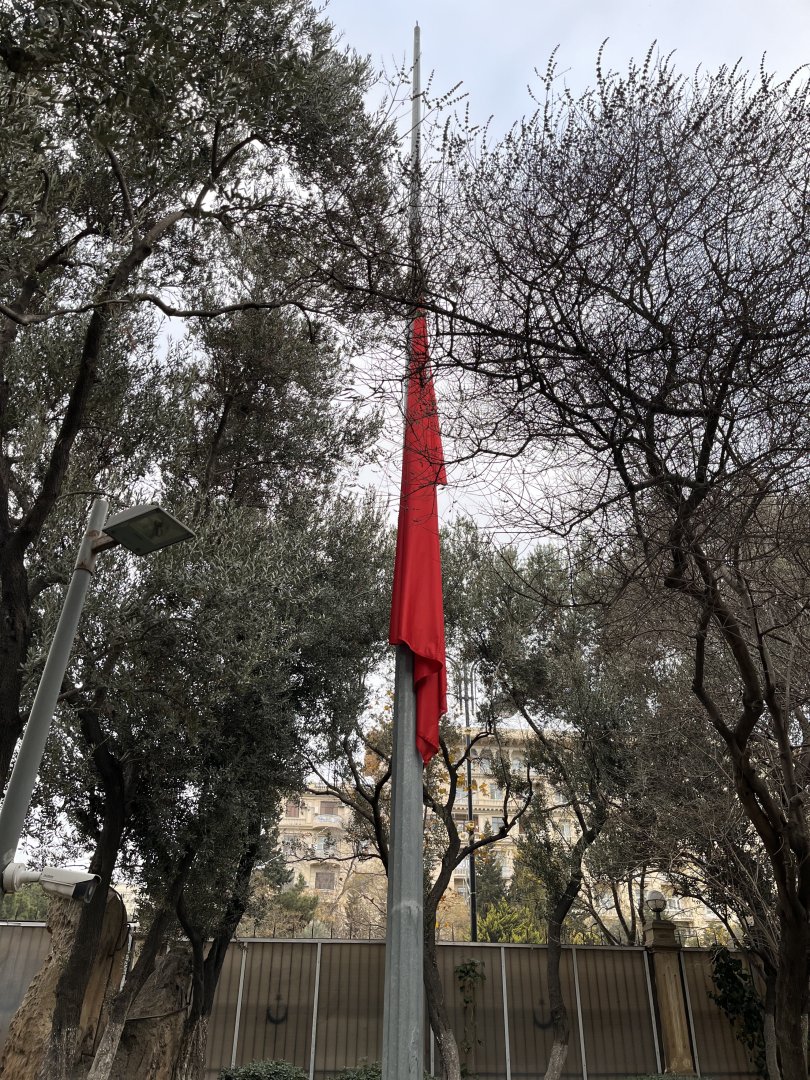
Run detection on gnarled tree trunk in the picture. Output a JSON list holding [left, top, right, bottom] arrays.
[[171, 1016, 209, 1080], [106, 949, 192, 1080], [1, 891, 126, 1080]]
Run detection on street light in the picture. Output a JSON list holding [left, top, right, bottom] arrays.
[[448, 657, 481, 942], [101, 503, 195, 556], [0, 497, 194, 894], [647, 890, 667, 918]]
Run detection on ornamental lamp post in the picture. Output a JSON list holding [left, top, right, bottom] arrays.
[[646, 889, 667, 920], [0, 499, 194, 896], [461, 661, 480, 941]]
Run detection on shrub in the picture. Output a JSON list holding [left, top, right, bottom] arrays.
[[709, 946, 766, 1080], [328, 1066, 435, 1080], [328, 1067, 381, 1080], [219, 1062, 308, 1080]]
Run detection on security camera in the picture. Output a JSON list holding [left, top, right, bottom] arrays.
[[39, 867, 101, 904], [2, 862, 101, 904]]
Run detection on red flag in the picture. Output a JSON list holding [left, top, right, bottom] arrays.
[[389, 312, 447, 765]]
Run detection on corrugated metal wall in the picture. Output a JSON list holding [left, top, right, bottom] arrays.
[[0, 926, 757, 1080], [0, 922, 50, 1051], [204, 941, 757, 1080], [681, 950, 753, 1080]]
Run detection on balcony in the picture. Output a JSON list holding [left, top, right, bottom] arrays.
[[314, 814, 343, 828]]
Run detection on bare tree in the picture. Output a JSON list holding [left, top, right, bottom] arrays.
[[398, 52, 810, 1080], [310, 714, 532, 1080]]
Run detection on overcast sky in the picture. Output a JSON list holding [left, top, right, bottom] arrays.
[[326, 0, 810, 134]]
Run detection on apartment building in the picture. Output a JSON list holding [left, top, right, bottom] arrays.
[[278, 729, 530, 903], [277, 726, 725, 944]]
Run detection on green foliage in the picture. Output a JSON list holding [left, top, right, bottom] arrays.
[[326, 1063, 435, 1080], [328, 1067, 381, 1080], [219, 1061, 308, 1080], [709, 947, 767, 1079], [243, 873, 318, 937], [0, 883, 49, 921], [478, 898, 544, 944], [455, 957, 486, 1074]]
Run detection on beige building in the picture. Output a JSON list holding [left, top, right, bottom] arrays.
[[277, 726, 725, 944], [278, 729, 531, 909]]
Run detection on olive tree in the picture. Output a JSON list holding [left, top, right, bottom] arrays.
[[0, 0, 394, 791]]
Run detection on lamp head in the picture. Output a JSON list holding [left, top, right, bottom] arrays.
[[102, 504, 195, 556], [647, 889, 667, 916]]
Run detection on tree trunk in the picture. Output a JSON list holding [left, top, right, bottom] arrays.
[[88, 904, 178, 1080], [167, 815, 259, 1080], [543, 915, 570, 1080], [0, 898, 79, 1080], [0, 890, 126, 1080], [171, 1017, 209, 1080], [37, 711, 128, 1080], [761, 968, 780, 1080], [107, 949, 192, 1080], [423, 920, 461, 1080], [773, 911, 810, 1080], [0, 545, 30, 795]]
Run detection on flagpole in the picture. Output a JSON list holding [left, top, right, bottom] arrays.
[[381, 23, 425, 1080]]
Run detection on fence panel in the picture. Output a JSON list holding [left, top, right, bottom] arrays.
[[681, 950, 755, 1080], [311, 942, 385, 1080], [211, 939, 320, 1078], [0, 923, 50, 1052], [575, 946, 659, 1079], [203, 942, 244, 1079], [435, 944, 507, 1080], [502, 943, 582, 1080]]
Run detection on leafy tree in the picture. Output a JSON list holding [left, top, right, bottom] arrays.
[[0, 881, 49, 921], [11, 276, 390, 1080], [478, 898, 543, 944], [243, 873, 319, 939], [0, 0, 394, 795]]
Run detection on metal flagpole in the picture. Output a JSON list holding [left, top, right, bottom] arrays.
[[381, 24, 425, 1080]]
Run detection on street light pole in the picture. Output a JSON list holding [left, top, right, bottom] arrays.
[[462, 664, 478, 942], [0, 498, 109, 871], [0, 497, 195, 883]]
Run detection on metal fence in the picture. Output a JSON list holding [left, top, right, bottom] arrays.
[[203, 939, 755, 1080], [0, 925, 756, 1080]]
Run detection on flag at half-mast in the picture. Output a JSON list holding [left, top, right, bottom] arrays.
[[389, 311, 447, 764]]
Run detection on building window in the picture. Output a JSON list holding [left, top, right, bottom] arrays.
[[315, 871, 336, 891], [319, 800, 340, 816], [491, 816, 505, 833], [313, 837, 335, 858], [285, 799, 300, 818], [453, 877, 468, 896]]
